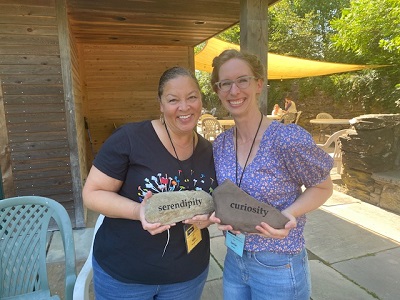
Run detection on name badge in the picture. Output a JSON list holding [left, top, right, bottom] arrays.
[[184, 224, 202, 253], [225, 231, 245, 257]]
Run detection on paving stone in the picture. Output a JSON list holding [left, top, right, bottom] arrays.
[[46, 228, 94, 263], [332, 247, 400, 300], [320, 193, 400, 243], [208, 223, 223, 238], [207, 255, 223, 281], [310, 260, 376, 300], [305, 209, 397, 263], [210, 235, 227, 268]]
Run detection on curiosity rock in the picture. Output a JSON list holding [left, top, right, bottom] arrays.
[[213, 179, 289, 232]]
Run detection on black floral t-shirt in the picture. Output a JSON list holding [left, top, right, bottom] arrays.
[[93, 120, 217, 284]]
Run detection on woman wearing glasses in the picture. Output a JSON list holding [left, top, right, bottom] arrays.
[[209, 49, 333, 300], [83, 67, 217, 300]]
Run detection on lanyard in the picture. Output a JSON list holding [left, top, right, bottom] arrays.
[[235, 112, 263, 187], [165, 123, 195, 190]]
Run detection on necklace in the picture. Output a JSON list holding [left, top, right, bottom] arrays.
[[164, 123, 195, 189], [235, 112, 263, 187]]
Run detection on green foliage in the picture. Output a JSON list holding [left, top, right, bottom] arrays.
[[267, 0, 354, 112], [195, 70, 228, 117], [217, 24, 240, 44], [194, 42, 206, 54], [268, 1, 322, 59], [330, 0, 400, 111], [331, 0, 400, 64], [268, 0, 350, 60], [332, 71, 393, 113], [196, 0, 400, 115], [268, 0, 400, 112]]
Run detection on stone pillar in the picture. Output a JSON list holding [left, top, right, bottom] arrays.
[[371, 171, 400, 213], [340, 114, 400, 213]]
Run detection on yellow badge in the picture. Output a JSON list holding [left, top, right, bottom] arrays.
[[184, 224, 202, 253]]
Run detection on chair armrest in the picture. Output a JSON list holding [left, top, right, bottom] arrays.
[[73, 214, 104, 300], [317, 129, 352, 151], [73, 254, 93, 300], [316, 142, 331, 151]]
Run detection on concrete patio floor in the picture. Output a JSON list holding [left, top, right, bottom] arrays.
[[46, 164, 400, 300]]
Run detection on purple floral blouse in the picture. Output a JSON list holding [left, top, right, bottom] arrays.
[[213, 121, 333, 254]]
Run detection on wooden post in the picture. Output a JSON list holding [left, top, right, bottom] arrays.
[[0, 80, 14, 198], [56, 0, 85, 227], [240, 0, 269, 115]]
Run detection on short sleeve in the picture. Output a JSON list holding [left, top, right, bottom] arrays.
[[277, 124, 333, 188], [93, 126, 132, 181]]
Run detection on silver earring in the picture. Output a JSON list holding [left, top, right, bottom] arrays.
[[160, 114, 165, 125]]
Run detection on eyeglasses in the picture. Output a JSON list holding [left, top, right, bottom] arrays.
[[215, 76, 257, 92]]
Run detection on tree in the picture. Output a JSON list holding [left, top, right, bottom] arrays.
[[331, 0, 400, 65], [268, 0, 350, 60], [195, 70, 224, 115], [268, 1, 320, 59], [217, 24, 240, 44], [268, 0, 400, 113], [197, 0, 400, 115], [331, 0, 400, 111], [267, 0, 352, 112]]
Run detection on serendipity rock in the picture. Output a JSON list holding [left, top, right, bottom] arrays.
[[145, 190, 214, 225], [213, 179, 289, 232]]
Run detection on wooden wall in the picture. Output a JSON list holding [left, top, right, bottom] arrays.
[[80, 44, 192, 156], [0, 1, 77, 224], [0, 1, 196, 227]]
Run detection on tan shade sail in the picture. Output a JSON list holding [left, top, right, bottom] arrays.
[[195, 38, 384, 79]]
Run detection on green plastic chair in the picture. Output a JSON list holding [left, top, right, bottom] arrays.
[[0, 196, 77, 300]]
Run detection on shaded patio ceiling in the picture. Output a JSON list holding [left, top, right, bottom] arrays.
[[66, 0, 280, 46]]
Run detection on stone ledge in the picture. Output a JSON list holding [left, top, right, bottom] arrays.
[[371, 170, 400, 187]]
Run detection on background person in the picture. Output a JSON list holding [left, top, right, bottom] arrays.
[[283, 97, 297, 113], [83, 67, 217, 300], [209, 49, 333, 300], [271, 103, 283, 117]]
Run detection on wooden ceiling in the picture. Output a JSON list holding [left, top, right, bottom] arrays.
[[66, 0, 280, 46]]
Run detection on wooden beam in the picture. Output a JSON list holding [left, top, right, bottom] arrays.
[[0, 80, 15, 198], [56, 0, 85, 227], [239, 0, 269, 114]]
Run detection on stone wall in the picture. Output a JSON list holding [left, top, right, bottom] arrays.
[[340, 114, 400, 214], [371, 170, 400, 213]]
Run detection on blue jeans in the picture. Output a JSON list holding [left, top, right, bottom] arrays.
[[93, 257, 209, 300], [223, 247, 311, 300]]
